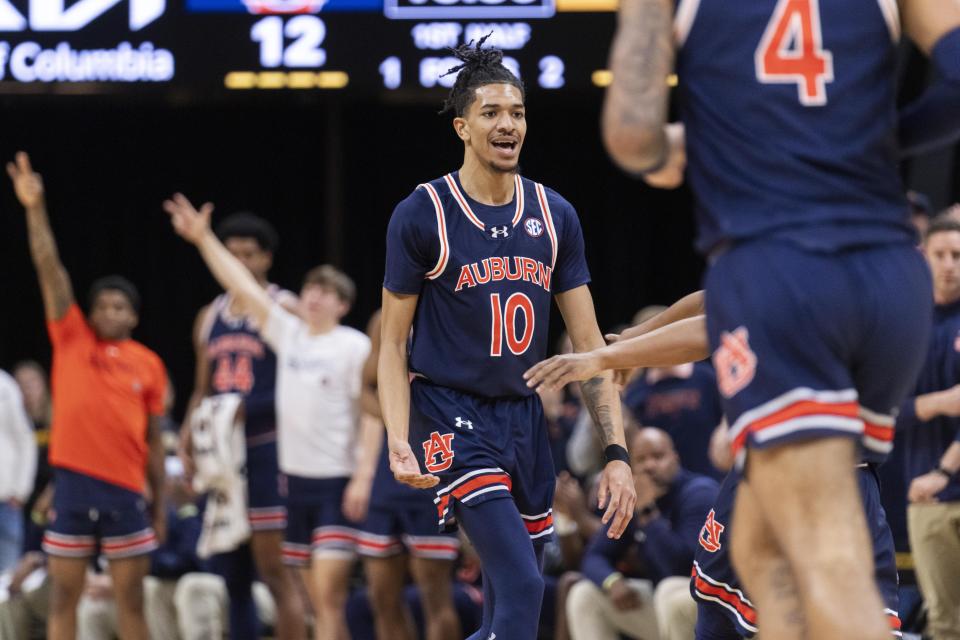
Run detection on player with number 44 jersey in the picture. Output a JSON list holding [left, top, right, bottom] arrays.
[[379, 36, 636, 640]]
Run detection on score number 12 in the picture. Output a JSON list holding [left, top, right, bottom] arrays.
[[251, 16, 327, 68]]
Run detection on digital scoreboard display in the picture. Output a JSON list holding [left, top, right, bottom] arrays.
[[0, 0, 617, 94]]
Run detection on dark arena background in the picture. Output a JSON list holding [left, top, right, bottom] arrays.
[[0, 0, 958, 638]]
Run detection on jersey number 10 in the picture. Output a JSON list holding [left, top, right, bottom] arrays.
[[490, 293, 535, 357], [755, 0, 834, 106]]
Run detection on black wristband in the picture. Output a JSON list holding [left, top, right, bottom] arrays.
[[604, 444, 630, 464], [935, 466, 955, 479]]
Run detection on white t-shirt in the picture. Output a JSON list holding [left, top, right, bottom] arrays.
[[263, 305, 371, 479]]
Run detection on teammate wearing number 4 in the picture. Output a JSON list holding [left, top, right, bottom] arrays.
[[597, 0, 960, 638], [378, 37, 636, 640]]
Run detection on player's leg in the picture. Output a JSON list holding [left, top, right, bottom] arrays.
[[108, 554, 151, 640], [742, 438, 888, 639], [727, 479, 804, 640], [357, 506, 415, 640], [43, 488, 99, 640], [455, 496, 544, 640], [303, 557, 354, 640], [363, 554, 416, 640], [209, 544, 259, 640], [409, 556, 460, 640], [46, 555, 88, 640], [251, 529, 306, 639], [247, 442, 305, 640], [404, 508, 461, 640]]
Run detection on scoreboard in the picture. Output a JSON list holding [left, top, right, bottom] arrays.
[[0, 0, 617, 94]]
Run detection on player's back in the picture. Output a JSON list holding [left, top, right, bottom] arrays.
[[675, 0, 914, 254]]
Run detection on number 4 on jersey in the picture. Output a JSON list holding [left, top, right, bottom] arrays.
[[755, 0, 834, 106]]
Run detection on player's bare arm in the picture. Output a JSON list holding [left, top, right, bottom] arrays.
[[525, 314, 708, 392], [613, 289, 705, 343], [554, 285, 636, 538], [602, 0, 675, 176], [8, 152, 76, 321], [378, 288, 439, 490], [901, 0, 960, 55], [145, 415, 167, 544], [163, 193, 274, 328]]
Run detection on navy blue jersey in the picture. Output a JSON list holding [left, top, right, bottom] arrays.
[[202, 287, 293, 442], [384, 172, 590, 399], [675, 0, 915, 254], [896, 299, 960, 503]]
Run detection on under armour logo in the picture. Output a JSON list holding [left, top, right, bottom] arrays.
[[455, 417, 473, 430], [490, 226, 509, 238]]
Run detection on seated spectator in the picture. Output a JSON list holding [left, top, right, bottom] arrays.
[[623, 361, 724, 481], [567, 428, 719, 640]]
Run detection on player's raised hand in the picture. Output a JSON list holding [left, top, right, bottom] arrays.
[[6, 152, 45, 211], [388, 437, 439, 490], [163, 193, 214, 245], [524, 352, 604, 393], [598, 459, 636, 539]]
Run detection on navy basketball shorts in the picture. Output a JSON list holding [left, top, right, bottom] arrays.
[[691, 468, 903, 638], [43, 468, 158, 560], [246, 440, 287, 532], [704, 240, 931, 466], [282, 475, 362, 566], [409, 378, 556, 543]]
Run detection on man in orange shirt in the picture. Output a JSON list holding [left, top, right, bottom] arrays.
[[7, 152, 168, 640]]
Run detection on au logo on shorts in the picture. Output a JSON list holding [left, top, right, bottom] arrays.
[[713, 326, 756, 398], [423, 431, 455, 473], [698, 509, 725, 553]]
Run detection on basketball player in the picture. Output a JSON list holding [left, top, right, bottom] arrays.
[[165, 194, 375, 639], [178, 208, 303, 639], [9, 152, 167, 640], [601, 1, 960, 637], [378, 38, 636, 640], [525, 294, 903, 639], [354, 310, 461, 640]]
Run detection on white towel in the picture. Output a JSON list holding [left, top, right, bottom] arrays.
[[191, 395, 250, 558]]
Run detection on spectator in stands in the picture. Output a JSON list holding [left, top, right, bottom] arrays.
[[13, 361, 53, 555], [567, 427, 718, 640], [0, 369, 37, 573], [897, 215, 960, 639], [623, 310, 724, 481]]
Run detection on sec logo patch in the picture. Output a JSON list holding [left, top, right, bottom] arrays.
[[524, 217, 544, 238]]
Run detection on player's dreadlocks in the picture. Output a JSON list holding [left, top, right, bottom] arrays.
[[440, 33, 525, 117]]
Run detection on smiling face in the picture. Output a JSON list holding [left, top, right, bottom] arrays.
[[454, 83, 526, 174]]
